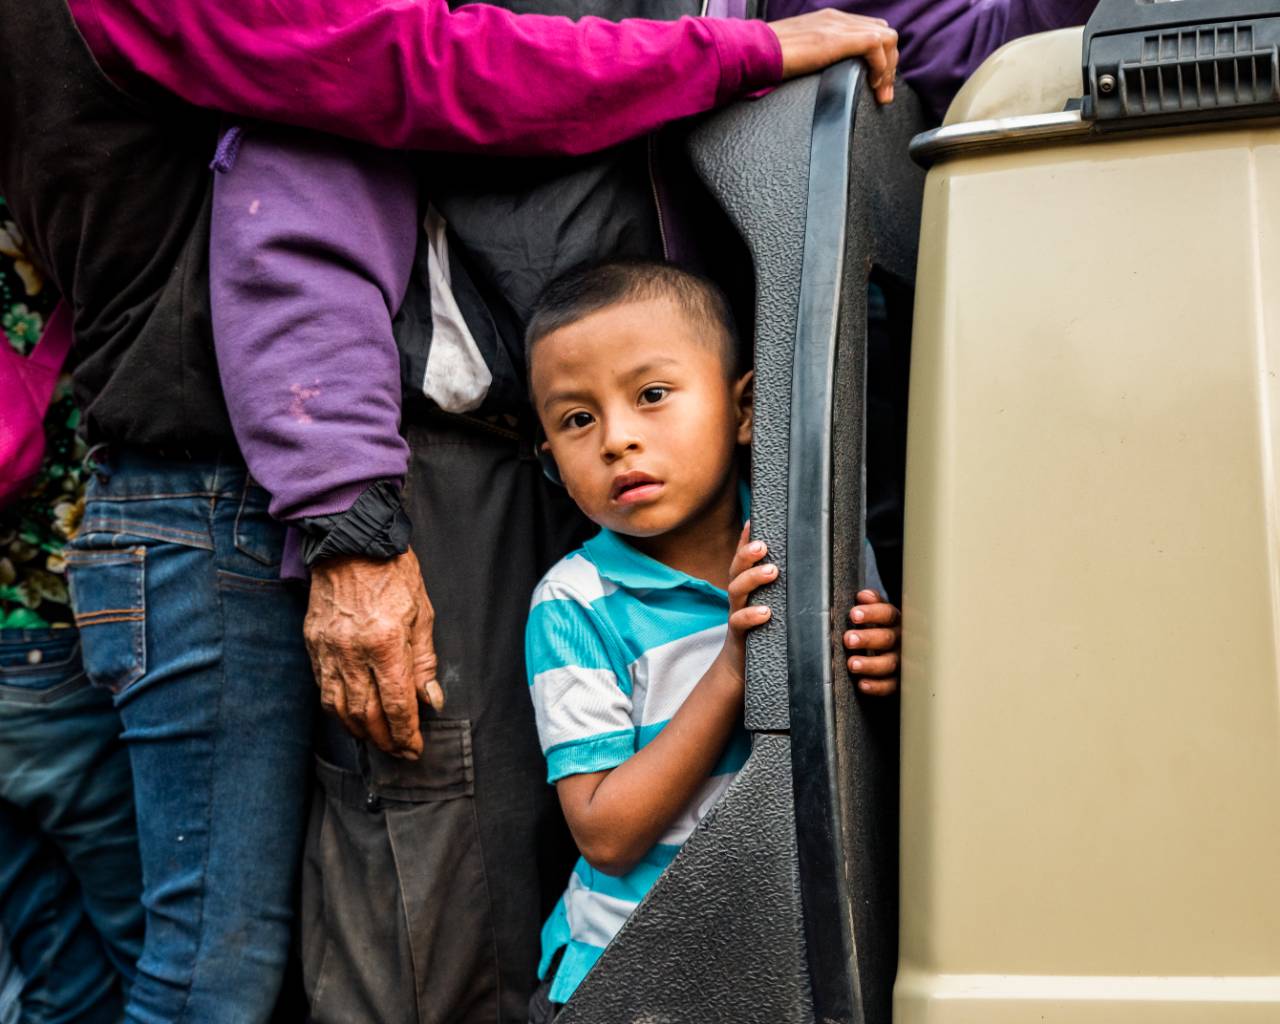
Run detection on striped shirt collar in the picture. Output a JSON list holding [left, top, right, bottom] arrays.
[[581, 481, 751, 594]]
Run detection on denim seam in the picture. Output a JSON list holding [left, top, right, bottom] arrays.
[[0, 670, 89, 704], [74, 615, 145, 627], [80, 491, 224, 501], [175, 554, 226, 1023], [134, 554, 147, 695], [65, 546, 149, 564], [78, 523, 214, 549], [0, 628, 78, 644], [214, 569, 291, 593]]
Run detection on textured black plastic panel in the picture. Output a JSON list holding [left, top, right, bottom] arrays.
[[557, 735, 811, 1024], [558, 76, 928, 1024], [686, 76, 821, 733]]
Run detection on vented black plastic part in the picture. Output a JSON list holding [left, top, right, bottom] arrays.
[[1083, 0, 1280, 127]]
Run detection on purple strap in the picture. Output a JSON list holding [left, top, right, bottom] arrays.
[[210, 124, 244, 174]]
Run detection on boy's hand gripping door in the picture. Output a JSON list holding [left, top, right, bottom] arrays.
[[557, 65, 927, 1024]]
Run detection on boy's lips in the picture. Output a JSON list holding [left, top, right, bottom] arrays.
[[610, 471, 664, 505]]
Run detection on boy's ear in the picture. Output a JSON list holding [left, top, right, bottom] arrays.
[[733, 370, 754, 446], [535, 437, 563, 487]]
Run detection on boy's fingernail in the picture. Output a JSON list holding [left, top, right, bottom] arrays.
[[763, 564, 777, 576], [749, 542, 765, 554], [853, 609, 865, 622], [850, 659, 864, 671], [846, 632, 859, 647]]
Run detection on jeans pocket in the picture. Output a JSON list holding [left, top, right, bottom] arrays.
[[65, 546, 146, 694], [0, 633, 90, 706]]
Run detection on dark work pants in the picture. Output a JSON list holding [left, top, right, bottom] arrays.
[[302, 415, 589, 1024]]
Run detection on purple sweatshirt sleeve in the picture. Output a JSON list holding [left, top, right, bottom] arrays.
[[71, 0, 781, 155], [767, 0, 1099, 118], [209, 128, 416, 524]]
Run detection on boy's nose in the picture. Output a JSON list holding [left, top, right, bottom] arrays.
[[600, 427, 642, 462]]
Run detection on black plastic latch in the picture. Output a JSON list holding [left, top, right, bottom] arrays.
[[1082, 0, 1280, 128]]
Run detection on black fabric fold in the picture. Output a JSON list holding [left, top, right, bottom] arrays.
[[299, 480, 412, 567]]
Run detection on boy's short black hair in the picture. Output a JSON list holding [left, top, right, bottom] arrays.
[[526, 260, 742, 376]]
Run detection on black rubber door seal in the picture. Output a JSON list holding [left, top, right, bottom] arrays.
[[787, 58, 865, 1024]]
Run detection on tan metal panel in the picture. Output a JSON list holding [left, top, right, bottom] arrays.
[[898, 124, 1280, 1021], [943, 29, 1085, 126]]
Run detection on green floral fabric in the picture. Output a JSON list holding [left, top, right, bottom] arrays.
[[1, 196, 85, 629]]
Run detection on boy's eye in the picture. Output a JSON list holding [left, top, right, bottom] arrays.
[[563, 411, 594, 430], [639, 386, 668, 405]]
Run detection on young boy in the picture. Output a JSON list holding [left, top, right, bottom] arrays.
[[524, 261, 901, 1012]]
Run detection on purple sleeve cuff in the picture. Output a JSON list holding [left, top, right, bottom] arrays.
[[705, 17, 784, 104]]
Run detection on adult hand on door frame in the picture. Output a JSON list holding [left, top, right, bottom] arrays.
[[771, 10, 900, 103]]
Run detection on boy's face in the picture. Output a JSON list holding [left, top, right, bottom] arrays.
[[531, 296, 752, 540]]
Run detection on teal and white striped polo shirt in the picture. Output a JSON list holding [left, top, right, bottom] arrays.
[[525, 506, 753, 1003]]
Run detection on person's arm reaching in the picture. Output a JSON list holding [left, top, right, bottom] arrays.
[[766, 0, 1099, 119], [210, 127, 442, 760], [73, 0, 898, 153]]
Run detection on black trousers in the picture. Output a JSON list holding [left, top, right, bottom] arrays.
[[301, 414, 589, 1024]]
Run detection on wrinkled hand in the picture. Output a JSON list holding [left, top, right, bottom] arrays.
[[305, 549, 444, 760], [843, 589, 901, 696], [721, 522, 777, 681], [771, 11, 899, 103]]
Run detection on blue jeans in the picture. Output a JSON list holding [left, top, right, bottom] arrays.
[[66, 450, 315, 1024], [0, 931, 20, 1024], [0, 628, 143, 1024]]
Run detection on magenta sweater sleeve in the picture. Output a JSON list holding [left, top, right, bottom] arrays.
[[209, 128, 416, 524], [72, 0, 781, 155]]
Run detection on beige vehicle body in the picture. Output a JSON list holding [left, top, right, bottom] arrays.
[[898, 27, 1280, 1023]]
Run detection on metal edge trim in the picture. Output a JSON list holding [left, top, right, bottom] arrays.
[[909, 110, 1091, 167], [788, 58, 864, 1024]]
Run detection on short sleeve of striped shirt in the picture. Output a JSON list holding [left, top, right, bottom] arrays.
[[525, 573, 634, 784]]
